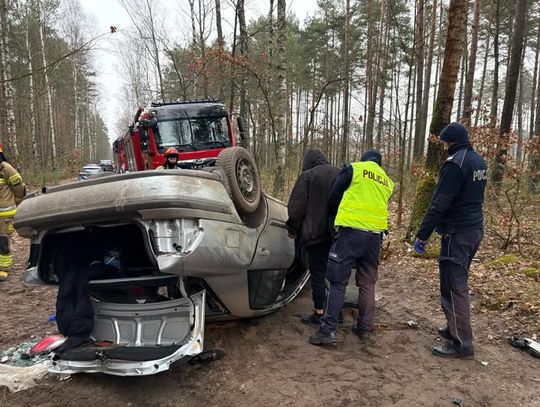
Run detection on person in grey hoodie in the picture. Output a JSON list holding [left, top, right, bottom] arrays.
[[286, 148, 340, 324]]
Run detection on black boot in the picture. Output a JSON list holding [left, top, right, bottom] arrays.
[[338, 311, 344, 324], [437, 326, 452, 340], [432, 343, 474, 360], [309, 330, 337, 345], [352, 326, 371, 340], [301, 312, 323, 325]]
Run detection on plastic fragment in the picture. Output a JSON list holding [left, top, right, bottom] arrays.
[[405, 320, 418, 328]]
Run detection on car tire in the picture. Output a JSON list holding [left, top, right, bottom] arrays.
[[216, 147, 261, 215]]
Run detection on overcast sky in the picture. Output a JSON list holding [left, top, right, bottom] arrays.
[[79, 0, 313, 143]]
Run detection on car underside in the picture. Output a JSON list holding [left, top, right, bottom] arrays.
[[14, 148, 308, 375]]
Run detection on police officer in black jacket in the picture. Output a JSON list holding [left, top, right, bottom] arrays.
[[414, 122, 487, 359], [286, 148, 340, 324]]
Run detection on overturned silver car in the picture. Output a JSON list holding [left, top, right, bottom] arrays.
[[14, 147, 308, 376]]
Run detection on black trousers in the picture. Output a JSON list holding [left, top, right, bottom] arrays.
[[439, 228, 483, 353], [306, 239, 333, 310], [320, 228, 381, 334]]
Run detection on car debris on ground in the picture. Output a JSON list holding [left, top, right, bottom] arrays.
[[508, 336, 540, 358], [2, 339, 50, 367], [0, 337, 59, 392]]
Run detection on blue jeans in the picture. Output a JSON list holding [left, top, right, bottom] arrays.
[[320, 227, 382, 334], [439, 228, 483, 353]]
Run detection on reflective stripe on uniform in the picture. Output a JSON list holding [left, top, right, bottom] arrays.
[[0, 179, 5, 185], [0, 208, 16, 218], [0, 253, 13, 268], [8, 173, 22, 185]]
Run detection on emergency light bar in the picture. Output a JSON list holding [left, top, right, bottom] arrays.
[[150, 98, 222, 107]]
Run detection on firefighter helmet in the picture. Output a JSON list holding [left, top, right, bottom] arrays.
[[164, 147, 179, 158]]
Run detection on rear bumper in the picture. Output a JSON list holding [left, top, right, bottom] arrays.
[[49, 290, 205, 376]]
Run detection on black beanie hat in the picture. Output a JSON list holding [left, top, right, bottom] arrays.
[[439, 122, 469, 143], [360, 149, 382, 166]]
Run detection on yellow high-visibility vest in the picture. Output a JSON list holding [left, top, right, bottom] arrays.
[[335, 161, 394, 232]]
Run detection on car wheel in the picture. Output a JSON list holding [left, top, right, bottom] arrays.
[[216, 147, 261, 215]]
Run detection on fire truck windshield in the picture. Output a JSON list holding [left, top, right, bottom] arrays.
[[155, 116, 231, 152]]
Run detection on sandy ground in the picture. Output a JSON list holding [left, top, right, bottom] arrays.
[[1, 235, 539, 407]]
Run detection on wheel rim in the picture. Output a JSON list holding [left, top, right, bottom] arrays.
[[236, 158, 256, 201]]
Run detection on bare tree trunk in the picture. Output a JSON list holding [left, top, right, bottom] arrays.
[[237, 0, 249, 149], [335, 91, 342, 164], [144, 0, 164, 100], [228, 6, 238, 112], [215, 0, 224, 50], [364, 0, 376, 148], [362, 84, 368, 140], [188, 0, 198, 95], [406, 0, 418, 170], [273, 0, 286, 197], [530, 52, 540, 191], [257, 0, 274, 160], [288, 85, 293, 147], [188, 0, 197, 46], [86, 109, 92, 162], [376, 8, 390, 150], [397, 60, 411, 226], [0, 0, 18, 159], [516, 49, 525, 164], [418, 0, 437, 157], [491, 0, 527, 186], [462, 0, 481, 121], [474, 0, 493, 127], [456, 44, 467, 121], [408, 0, 468, 238], [197, 0, 208, 98], [339, 0, 351, 164], [490, 0, 500, 126], [413, 0, 425, 160], [529, 23, 540, 140], [295, 87, 300, 145], [0, 2, 4, 141], [368, 0, 386, 150], [432, 0, 443, 107], [24, 14, 38, 162], [37, 0, 57, 163], [215, 0, 225, 100], [327, 94, 332, 157], [73, 60, 82, 150], [407, 60, 416, 170]]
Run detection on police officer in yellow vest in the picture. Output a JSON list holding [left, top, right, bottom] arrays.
[[0, 147, 26, 281], [309, 150, 394, 345]]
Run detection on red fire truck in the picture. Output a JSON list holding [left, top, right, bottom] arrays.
[[113, 99, 246, 172]]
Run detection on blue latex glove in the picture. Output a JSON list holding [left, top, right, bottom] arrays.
[[413, 239, 427, 255]]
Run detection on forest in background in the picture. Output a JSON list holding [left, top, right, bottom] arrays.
[[0, 0, 539, 260], [108, 0, 540, 198], [0, 0, 110, 182]]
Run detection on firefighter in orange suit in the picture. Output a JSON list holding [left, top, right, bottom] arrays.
[[0, 148, 26, 281]]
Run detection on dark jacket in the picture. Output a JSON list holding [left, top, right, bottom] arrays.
[[416, 142, 487, 241], [286, 149, 339, 246]]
